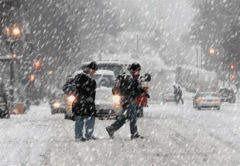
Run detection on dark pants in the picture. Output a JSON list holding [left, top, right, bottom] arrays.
[[75, 116, 95, 138], [108, 99, 138, 136]]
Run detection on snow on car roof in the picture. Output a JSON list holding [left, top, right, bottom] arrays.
[[81, 60, 128, 66], [73, 69, 115, 77], [95, 70, 115, 76]]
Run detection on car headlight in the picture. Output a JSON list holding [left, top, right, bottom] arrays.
[[112, 95, 121, 104], [53, 102, 60, 108], [67, 95, 76, 102], [215, 99, 221, 103], [196, 99, 204, 103], [112, 95, 122, 108]]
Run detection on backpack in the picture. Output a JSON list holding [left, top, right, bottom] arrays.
[[62, 77, 75, 94], [112, 73, 132, 96]]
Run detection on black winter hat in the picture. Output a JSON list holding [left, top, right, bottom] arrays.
[[128, 62, 141, 71], [87, 61, 98, 70]]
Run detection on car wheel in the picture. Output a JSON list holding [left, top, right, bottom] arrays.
[[217, 106, 220, 110], [197, 106, 201, 110], [64, 114, 69, 119], [51, 110, 55, 114]]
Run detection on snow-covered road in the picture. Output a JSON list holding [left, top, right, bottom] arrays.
[[1, 97, 240, 165]]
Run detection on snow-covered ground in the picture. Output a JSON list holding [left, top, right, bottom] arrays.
[[1, 93, 240, 165]]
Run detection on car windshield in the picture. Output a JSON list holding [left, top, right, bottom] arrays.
[[93, 74, 115, 88], [199, 93, 218, 97], [219, 88, 233, 94], [81, 64, 123, 77]]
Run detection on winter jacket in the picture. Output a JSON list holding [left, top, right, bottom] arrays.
[[116, 72, 143, 102], [71, 70, 97, 116]]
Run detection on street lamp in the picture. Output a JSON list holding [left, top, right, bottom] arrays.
[[33, 59, 42, 70], [208, 46, 216, 56], [11, 25, 22, 38]]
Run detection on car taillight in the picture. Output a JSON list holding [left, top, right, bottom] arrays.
[[196, 99, 204, 103], [215, 99, 221, 103]]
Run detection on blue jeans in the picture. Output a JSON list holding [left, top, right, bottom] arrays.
[[108, 99, 138, 136], [75, 116, 95, 138]]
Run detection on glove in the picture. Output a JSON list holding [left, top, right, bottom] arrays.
[[145, 92, 150, 98]]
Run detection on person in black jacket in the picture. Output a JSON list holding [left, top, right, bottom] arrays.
[[71, 61, 98, 141], [177, 85, 184, 105], [106, 62, 146, 140], [173, 85, 178, 104]]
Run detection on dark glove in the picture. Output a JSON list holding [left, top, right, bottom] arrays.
[[145, 92, 150, 98]]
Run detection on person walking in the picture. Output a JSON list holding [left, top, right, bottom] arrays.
[[173, 85, 179, 104], [106, 62, 147, 140], [70, 61, 98, 141], [177, 85, 184, 105]]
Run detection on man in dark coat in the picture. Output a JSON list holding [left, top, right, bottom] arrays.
[[106, 62, 146, 140], [177, 85, 184, 105], [71, 61, 98, 141], [173, 85, 179, 104]]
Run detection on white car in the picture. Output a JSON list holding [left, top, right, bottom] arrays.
[[66, 69, 123, 120], [94, 70, 122, 119], [193, 92, 221, 110]]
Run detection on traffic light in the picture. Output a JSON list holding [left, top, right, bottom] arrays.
[[231, 74, 236, 81], [29, 74, 36, 82], [12, 52, 17, 60], [229, 63, 235, 71], [33, 59, 42, 70]]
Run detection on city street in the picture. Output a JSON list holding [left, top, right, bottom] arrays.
[[1, 96, 240, 165]]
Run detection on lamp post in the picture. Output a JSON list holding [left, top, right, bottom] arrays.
[[48, 70, 54, 98]]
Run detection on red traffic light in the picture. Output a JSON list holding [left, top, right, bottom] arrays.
[[33, 59, 42, 70], [12, 52, 17, 60], [231, 74, 236, 81], [29, 74, 36, 82], [229, 63, 235, 71]]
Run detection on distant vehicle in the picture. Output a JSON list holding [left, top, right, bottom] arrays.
[[94, 70, 123, 119], [50, 91, 66, 115], [218, 87, 236, 103], [0, 81, 9, 118], [0, 92, 9, 118], [162, 88, 175, 103], [176, 65, 218, 93], [193, 92, 221, 110], [148, 69, 176, 102]]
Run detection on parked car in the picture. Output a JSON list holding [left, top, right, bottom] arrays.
[[218, 87, 236, 103], [50, 91, 66, 115], [0, 92, 9, 118], [162, 88, 175, 103], [193, 92, 221, 110]]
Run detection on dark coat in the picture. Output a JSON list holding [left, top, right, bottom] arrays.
[[71, 71, 97, 116], [117, 72, 142, 101]]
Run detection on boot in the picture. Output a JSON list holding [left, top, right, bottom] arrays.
[[106, 127, 114, 139]]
